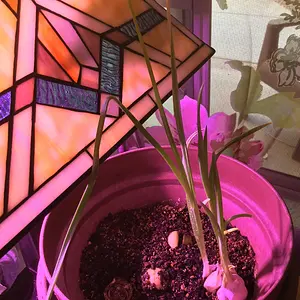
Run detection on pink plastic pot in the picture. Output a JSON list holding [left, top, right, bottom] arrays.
[[37, 147, 293, 300]]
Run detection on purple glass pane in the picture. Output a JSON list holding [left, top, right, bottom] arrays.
[[0, 91, 11, 121], [36, 79, 98, 113]]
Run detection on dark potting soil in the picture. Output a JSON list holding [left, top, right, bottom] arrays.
[[79, 204, 256, 300]]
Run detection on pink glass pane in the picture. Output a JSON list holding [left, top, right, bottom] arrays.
[[37, 43, 72, 82], [0, 122, 8, 216], [75, 26, 100, 64], [16, 0, 36, 81], [80, 67, 99, 89], [42, 10, 98, 68], [0, 152, 93, 249], [0, 2, 16, 93], [8, 108, 32, 211], [105, 31, 130, 44], [15, 78, 34, 111], [122, 50, 169, 107], [35, 0, 111, 34]]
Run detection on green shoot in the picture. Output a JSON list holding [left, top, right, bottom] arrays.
[[224, 214, 252, 229]]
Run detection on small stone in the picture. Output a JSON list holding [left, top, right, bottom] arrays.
[[146, 268, 163, 290], [168, 231, 179, 249], [182, 235, 192, 245]]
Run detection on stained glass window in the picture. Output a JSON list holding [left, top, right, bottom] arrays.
[[0, 0, 214, 253]]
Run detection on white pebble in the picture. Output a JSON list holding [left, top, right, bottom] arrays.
[[168, 231, 179, 249], [147, 268, 162, 289]]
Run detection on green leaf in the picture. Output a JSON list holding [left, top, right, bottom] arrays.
[[216, 0, 228, 10], [249, 92, 300, 128], [227, 60, 263, 123]]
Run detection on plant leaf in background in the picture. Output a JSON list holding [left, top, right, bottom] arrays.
[[227, 60, 263, 124], [249, 92, 300, 128], [216, 0, 228, 10]]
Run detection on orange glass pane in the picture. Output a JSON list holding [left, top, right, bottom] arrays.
[[8, 108, 32, 211], [88, 96, 155, 158], [0, 2, 16, 93], [122, 50, 169, 107], [127, 41, 180, 68], [42, 10, 98, 68], [34, 105, 101, 189], [37, 43, 72, 82], [16, 0, 36, 81], [15, 78, 34, 111], [36, 0, 111, 34], [145, 0, 204, 47], [100, 93, 119, 117], [60, 0, 149, 27], [0, 122, 8, 216], [81, 67, 99, 89], [5, 0, 18, 13], [149, 45, 214, 100], [75, 26, 100, 64], [143, 21, 198, 62], [38, 13, 80, 82]]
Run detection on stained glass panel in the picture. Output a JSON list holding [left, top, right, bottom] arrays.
[[42, 10, 98, 68], [142, 20, 198, 61], [15, 78, 34, 111], [75, 26, 101, 64], [16, 0, 36, 81], [60, 0, 149, 26], [0, 2, 16, 93], [122, 49, 169, 107], [126, 41, 178, 68], [37, 43, 72, 82], [38, 13, 80, 82], [8, 108, 32, 211], [81, 67, 99, 90], [0, 0, 214, 253], [5, 0, 18, 13], [0, 122, 8, 216], [34, 105, 102, 189]]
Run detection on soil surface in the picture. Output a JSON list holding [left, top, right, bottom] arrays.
[[79, 204, 256, 300]]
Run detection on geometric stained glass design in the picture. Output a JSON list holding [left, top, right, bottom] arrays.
[[0, 0, 215, 254]]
